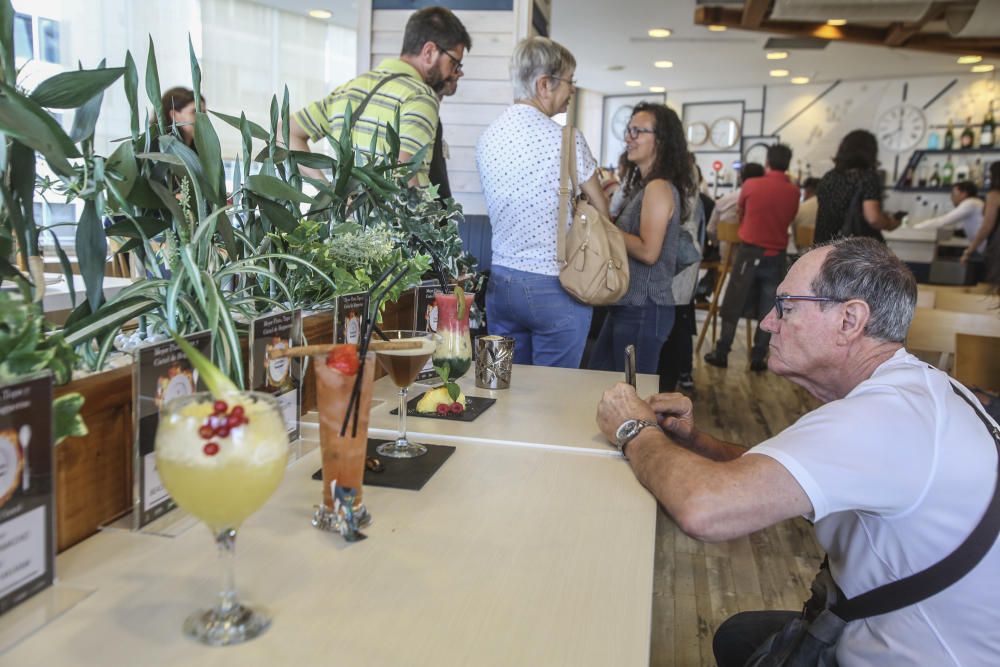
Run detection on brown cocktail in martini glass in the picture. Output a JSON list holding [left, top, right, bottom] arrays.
[[373, 330, 436, 458]]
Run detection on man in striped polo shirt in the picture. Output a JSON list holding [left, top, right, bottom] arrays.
[[288, 6, 470, 187]]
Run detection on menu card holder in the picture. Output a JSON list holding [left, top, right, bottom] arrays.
[[102, 332, 211, 537], [249, 309, 303, 461], [0, 373, 92, 650], [413, 281, 441, 382]]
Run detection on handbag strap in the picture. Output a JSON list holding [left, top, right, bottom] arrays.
[[556, 124, 579, 265], [831, 382, 1000, 621]]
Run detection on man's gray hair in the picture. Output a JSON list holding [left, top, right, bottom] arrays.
[[809, 237, 917, 343], [510, 37, 576, 101]]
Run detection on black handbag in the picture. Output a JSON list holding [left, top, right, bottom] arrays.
[[745, 383, 1000, 667]]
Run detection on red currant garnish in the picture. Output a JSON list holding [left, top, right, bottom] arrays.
[[436, 403, 450, 416], [198, 425, 214, 439], [217, 426, 231, 438], [450, 402, 464, 414], [227, 414, 241, 428], [203, 442, 220, 456], [213, 400, 228, 414], [231, 405, 245, 419]]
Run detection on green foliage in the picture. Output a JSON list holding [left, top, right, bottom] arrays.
[[0, 290, 86, 444]]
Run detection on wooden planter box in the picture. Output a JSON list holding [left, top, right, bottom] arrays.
[[52, 297, 413, 552]]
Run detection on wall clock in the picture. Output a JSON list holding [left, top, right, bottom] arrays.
[[686, 121, 709, 147], [744, 142, 770, 167], [710, 117, 741, 149], [876, 103, 927, 153]]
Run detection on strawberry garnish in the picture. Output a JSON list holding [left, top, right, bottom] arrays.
[[326, 344, 360, 376]]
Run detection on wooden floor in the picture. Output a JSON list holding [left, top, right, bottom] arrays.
[[649, 319, 824, 667]]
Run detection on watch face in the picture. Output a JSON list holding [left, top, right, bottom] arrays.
[[711, 117, 741, 149], [686, 122, 709, 146], [876, 104, 927, 153]]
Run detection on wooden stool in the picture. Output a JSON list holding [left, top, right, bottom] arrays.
[[695, 221, 753, 361], [794, 224, 814, 252], [954, 333, 1000, 392]]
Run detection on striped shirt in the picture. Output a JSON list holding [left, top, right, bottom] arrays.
[[293, 59, 439, 186]]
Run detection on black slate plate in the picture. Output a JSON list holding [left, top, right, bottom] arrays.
[[312, 438, 455, 491], [389, 393, 496, 422]]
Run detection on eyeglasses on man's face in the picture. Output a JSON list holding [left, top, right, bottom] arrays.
[[773, 295, 846, 319], [435, 44, 463, 73], [624, 126, 655, 140]]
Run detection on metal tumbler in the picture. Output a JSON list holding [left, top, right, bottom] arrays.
[[475, 336, 515, 389]]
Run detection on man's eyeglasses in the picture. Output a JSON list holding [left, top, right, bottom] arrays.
[[624, 126, 655, 140], [551, 75, 577, 88], [773, 295, 845, 319], [435, 44, 463, 73]]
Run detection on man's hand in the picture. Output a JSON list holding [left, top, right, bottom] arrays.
[[597, 382, 657, 444], [648, 393, 695, 443]]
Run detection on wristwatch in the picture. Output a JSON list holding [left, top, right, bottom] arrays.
[[614, 418, 659, 457]]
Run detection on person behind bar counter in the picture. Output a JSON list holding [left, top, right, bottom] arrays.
[[597, 237, 1000, 666]]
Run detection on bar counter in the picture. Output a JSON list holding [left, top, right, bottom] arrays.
[[5, 367, 659, 665]]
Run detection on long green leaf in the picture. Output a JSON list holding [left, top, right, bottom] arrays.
[[30, 66, 124, 109], [188, 34, 201, 111], [256, 196, 299, 233], [145, 36, 164, 134], [0, 81, 79, 175], [123, 51, 140, 140], [194, 111, 224, 204], [211, 109, 269, 141], [106, 140, 138, 197], [179, 246, 207, 308], [287, 150, 336, 170], [41, 227, 76, 309], [63, 296, 159, 347], [148, 178, 186, 227], [247, 174, 315, 205], [104, 214, 168, 239], [75, 200, 107, 311], [0, 1, 14, 85]]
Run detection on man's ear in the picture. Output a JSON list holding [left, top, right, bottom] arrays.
[[419, 41, 438, 63], [840, 299, 870, 342]]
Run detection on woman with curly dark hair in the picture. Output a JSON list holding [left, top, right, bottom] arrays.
[[588, 102, 693, 372]]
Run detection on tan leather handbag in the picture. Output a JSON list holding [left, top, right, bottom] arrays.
[[556, 125, 629, 306]]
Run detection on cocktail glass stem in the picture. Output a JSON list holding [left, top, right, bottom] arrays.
[[215, 528, 238, 615], [396, 387, 409, 448]]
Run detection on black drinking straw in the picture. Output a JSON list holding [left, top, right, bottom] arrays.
[[410, 235, 449, 289], [339, 262, 407, 437]]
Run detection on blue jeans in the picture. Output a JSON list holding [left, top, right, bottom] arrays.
[[588, 303, 675, 373], [486, 265, 592, 368]]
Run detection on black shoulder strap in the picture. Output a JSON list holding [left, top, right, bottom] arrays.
[[831, 383, 1000, 621], [347, 71, 409, 131]]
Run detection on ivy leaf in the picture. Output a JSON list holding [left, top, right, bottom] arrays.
[[54, 393, 88, 445]]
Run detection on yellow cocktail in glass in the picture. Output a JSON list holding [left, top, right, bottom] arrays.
[[155, 391, 288, 646]]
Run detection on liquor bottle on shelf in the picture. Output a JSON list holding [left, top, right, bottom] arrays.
[[917, 163, 929, 188], [902, 166, 915, 188], [941, 155, 955, 186], [944, 119, 955, 150], [928, 163, 941, 187], [960, 117, 975, 149], [982, 102, 995, 148], [927, 131, 941, 149], [971, 158, 983, 187], [955, 159, 970, 182]]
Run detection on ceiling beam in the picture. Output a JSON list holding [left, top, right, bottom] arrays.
[[884, 2, 946, 48], [741, 0, 770, 29], [694, 6, 1000, 59]]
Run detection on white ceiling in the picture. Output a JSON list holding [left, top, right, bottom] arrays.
[[248, 0, 996, 94], [551, 0, 997, 95]]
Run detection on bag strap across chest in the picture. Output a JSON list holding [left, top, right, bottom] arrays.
[[556, 124, 580, 266], [830, 382, 1000, 621]]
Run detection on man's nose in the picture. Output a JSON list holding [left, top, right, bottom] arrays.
[[760, 307, 779, 333]]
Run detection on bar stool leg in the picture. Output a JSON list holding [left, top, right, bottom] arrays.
[[696, 242, 733, 354]]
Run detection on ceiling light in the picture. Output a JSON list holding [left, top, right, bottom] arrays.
[[971, 64, 995, 73], [826, 19, 847, 26], [650, 86, 666, 93], [308, 9, 332, 19], [625, 80, 642, 87], [766, 51, 788, 60], [648, 28, 672, 38], [770, 69, 790, 77], [958, 55, 983, 65], [654, 60, 673, 68], [707, 25, 727, 32], [791, 76, 810, 84]]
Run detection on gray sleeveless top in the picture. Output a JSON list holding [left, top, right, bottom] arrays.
[[615, 182, 680, 306]]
